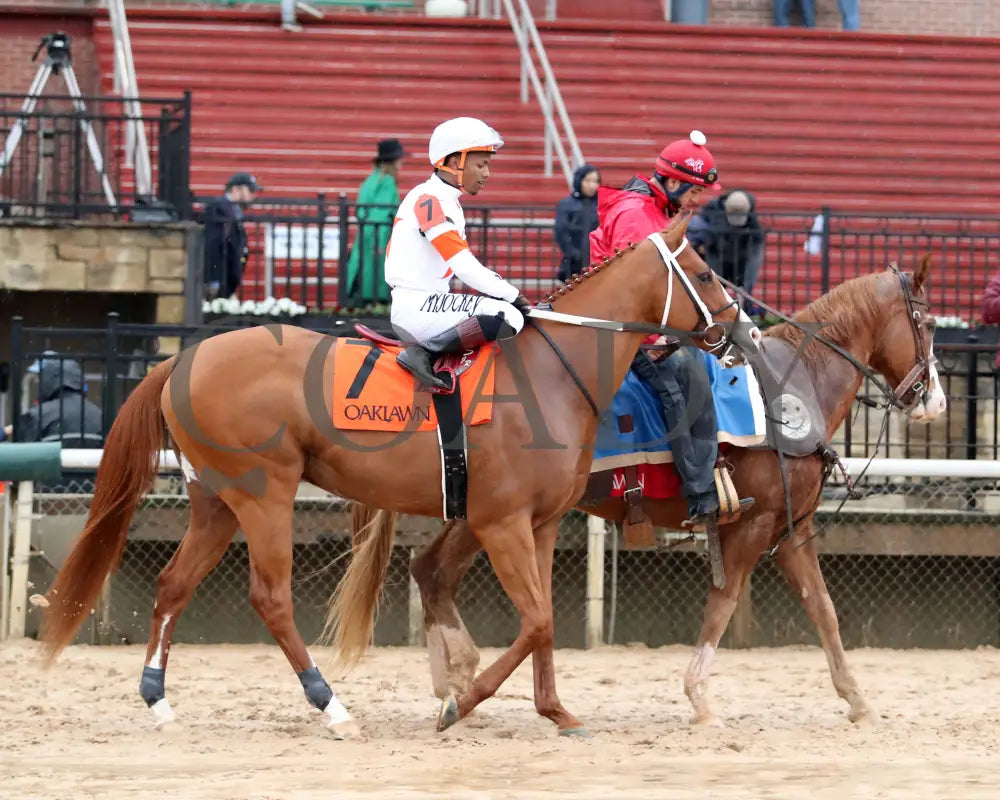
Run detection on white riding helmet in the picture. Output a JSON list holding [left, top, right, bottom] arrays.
[[428, 117, 504, 187]]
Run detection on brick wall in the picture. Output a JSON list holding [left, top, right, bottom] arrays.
[[708, 0, 1000, 36], [0, 11, 97, 96]]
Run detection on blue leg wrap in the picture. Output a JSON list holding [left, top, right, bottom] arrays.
[[139, 666, 166, 707], [298, 666, 334, 711]]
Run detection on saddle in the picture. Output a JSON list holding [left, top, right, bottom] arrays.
[[353, 324, 473, 394], [352, 323, 479, 520], [602, 337, 831, 551]]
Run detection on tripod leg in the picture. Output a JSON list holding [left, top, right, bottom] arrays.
[[63, 66, 118, 209], [0, 63, 51, 177]]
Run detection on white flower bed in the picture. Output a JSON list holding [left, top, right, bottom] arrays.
[[934, 315, 970, 329], [202, 296, 308, 317]]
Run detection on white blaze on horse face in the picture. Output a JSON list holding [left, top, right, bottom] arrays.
[[912, 348, 947, 421]]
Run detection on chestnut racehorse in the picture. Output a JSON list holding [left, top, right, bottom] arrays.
[[403, 257, 945, 727], [39, 214, 756, 738]]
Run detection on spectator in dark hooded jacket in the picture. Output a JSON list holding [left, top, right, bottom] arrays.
[[554, 164, 601, 282], [2, 356, 103, 444], [688, 188, 765, 299]]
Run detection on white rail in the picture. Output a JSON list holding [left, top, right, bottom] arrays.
[[839, 458, 1000, 479], [6, 454, 997, 643], [54, 450, 1000, 480]]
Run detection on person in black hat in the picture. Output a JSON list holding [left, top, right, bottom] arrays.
[[344, 139, 406, 307], [203, 172, 263, 300]]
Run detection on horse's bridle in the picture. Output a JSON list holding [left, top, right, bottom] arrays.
[[718, 265, 936, 413], [886, 262, 937, 412], [646, 232, 739, 353]]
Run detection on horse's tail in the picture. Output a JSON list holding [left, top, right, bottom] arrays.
[[322, 502, 397, 674], [39, 357, 175, 664]]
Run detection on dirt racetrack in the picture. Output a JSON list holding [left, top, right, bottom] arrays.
[[1, 639, 999, 799]]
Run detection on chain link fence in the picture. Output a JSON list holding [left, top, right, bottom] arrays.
[[20, 464, 1000, 651]]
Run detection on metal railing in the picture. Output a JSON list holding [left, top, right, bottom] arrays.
[[0, 92, 191, 220], [501, 0, 583, 185], [5, 316, 999, 463], [189, 198, 999, 326], [107, 0, 153, 199], [472, 0, 557, 20], [192, 195, 561, 310]]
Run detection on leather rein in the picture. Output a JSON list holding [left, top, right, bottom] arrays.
[[718, 264, 936, 413]]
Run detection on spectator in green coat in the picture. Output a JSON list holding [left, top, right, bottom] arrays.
[[344, 138, 406, 306]]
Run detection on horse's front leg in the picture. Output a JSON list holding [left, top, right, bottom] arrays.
[[774, 519, 873, 723]]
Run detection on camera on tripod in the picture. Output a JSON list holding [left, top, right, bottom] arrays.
[[32, 32, 72, 72]]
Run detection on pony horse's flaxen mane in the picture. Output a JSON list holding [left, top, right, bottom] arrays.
[[765, 272, 885, 352]]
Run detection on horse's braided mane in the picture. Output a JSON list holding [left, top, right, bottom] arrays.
[[543, 241, 638, 304]]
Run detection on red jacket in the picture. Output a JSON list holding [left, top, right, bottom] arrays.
[[589, 176, 675, 263], [589, 176, 677, 345], [982, 273, 1000, 367]]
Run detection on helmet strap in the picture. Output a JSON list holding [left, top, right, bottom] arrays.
[[435, 150, 469, 189], [665, 178, 695, 208]]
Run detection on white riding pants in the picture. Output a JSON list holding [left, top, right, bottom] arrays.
[[390, 288, 525, 343]]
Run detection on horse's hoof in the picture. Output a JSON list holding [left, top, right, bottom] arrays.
[[848, 706, 875, 726], [690, 713, 723, 728], [436, 695, 459, 732], [558, 727, 591, 739], [328, 719, 362, 740]]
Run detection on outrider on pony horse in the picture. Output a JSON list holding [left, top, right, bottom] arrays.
[[39, 214, 758, 738], [407, 256, 945, 727]]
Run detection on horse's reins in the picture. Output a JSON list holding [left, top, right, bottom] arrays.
[[716, 266, 935, 554], [527, 232, 742, 416], [718, 266, 936, 414]]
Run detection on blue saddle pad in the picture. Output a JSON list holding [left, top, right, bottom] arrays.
[[592, 353, 767, 471]]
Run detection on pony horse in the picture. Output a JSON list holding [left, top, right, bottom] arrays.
[[39, 215, 757, 738], [407, 256, 946, 726]]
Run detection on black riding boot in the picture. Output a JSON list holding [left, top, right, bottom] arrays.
[[630, 346, 721, 521], [397, 314, 514, 390]]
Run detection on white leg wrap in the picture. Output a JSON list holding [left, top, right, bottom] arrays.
[[324, 696, 352, 726], [150, 697, 175, 725]]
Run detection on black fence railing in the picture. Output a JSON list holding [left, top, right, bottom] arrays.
[[0, 91, 191, 220], [5, 315, 999, 463], [190, 197, 998, 323], [191, 196, 559, 312]]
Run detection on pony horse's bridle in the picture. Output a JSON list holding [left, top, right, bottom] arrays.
[[718, 263, 936, 414], [885, 263, 937, 413]]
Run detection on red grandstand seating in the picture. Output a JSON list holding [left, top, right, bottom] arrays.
[[93, 10, 1000, 313]]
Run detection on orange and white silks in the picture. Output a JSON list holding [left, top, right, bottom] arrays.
[[383, 174, 524, 342]]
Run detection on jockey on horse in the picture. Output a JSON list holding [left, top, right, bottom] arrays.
[[386, 116, 534, 390], [590, 130, 753, 533]]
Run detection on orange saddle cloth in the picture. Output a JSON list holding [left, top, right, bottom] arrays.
[[331, 337, 498, 432]]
